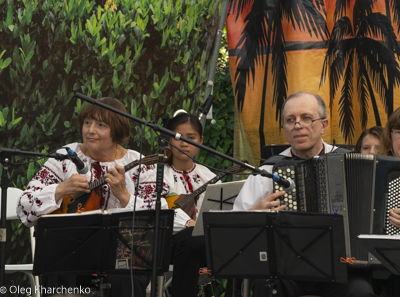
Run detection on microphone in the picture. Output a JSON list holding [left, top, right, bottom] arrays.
[[198, 95, 215, 120], [66, 147, 89, 174], [272, 174, 295, 192]]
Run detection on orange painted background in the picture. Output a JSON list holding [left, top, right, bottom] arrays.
[[227, 0, 400, 166]]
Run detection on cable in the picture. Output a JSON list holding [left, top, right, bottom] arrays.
[[8, 146, 68, 166], [129, 121, 150, 297]]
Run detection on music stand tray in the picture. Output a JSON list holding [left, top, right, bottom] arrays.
[[192, 179, 246, 236], [33, 209, 174, 276], [203, 211, 347, 283], [358, 234, 400, 275]]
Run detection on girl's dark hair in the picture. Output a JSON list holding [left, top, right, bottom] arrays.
[[354, 126, 383, 153], [166, 113, 203, 136], [78, 97, 130, 144], [165, 113, 203, 164]]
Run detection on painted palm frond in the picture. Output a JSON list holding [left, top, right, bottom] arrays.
[[353, 0, 375, 21], [281, 0, 329, 39], [357, 56, 381, 127], [355, 11, 400, 116], [233, 0, 269, 112], [271, 0, 328, 122], [387, 0, 400, 34], [334, 0, 354, 21], [320, 17, 353, 110], [360, 40, 390, 102], [229, 0, 255, 22], [271, 23, 288, 123], [356, 62, 371, 128], [233, 0, 328, 116], [321, 0, 400, 141], [339, 52, 355, 142]]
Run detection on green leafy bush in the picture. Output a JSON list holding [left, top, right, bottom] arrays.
[[1, 0, 232, 295], [199, 29, 235, 182]]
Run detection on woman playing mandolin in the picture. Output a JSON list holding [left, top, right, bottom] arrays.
[[134, 112, 219, 297], [17, 97, 149, 297]]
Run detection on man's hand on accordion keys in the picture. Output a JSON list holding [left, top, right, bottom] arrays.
[[389, 208, 400, 228], [249, 190, 287, 211]]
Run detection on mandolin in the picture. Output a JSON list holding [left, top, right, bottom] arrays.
[[165, 163, 247, 219], [52, 154, 165, 214]]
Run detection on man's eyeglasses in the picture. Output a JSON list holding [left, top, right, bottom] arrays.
[[281, 118, 325, 131], [391, 129, 400, 139]]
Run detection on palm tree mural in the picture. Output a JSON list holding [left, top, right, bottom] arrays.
[[320, 0, 400, 142], [385, 0, 400, 36], [229, 0, 328, 152]]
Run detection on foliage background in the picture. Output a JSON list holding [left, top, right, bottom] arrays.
[[0, 0, 235, 295]]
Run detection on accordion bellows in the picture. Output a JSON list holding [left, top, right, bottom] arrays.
[[273, 153, 400, 263]]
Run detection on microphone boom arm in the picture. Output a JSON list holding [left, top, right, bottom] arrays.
[[74, 92, 293, 186]]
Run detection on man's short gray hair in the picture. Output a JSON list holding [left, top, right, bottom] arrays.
[[281, 91, 327, 121]]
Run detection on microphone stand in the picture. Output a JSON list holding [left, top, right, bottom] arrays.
[[152, 132, 169, 296], [0, 148, 67, 288], [74, 93, 285, 187], [74, 92, 293, 297]]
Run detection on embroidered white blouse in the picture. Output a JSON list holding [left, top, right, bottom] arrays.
[[17, 142, 143, 227], [133, 163, 217, 233]]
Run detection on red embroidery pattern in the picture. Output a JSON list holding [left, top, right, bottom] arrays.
[[91, 162, 111, 209], [19, 165, 63, 223], [136, 182, 170, 209]]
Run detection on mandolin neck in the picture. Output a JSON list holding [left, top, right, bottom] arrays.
[[88, 160, 139, 191], [88, 156, 160, 191], [176, 171, 228, 207]]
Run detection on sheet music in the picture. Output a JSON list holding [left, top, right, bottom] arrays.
[[41, 208, 105, 217], [41, 207, 148, 217], [358, 234, 400, 240], [192, 179, 246, 236]]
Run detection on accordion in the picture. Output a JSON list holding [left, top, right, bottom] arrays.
[[273, 153, 400, 264]]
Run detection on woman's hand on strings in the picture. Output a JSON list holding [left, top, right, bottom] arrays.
[[105, 165, 130, 207], [55, 174, 90, 202]]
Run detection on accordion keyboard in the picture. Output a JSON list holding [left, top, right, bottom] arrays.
[[386, 177, 400, 235], [273, 165, 298, 210]]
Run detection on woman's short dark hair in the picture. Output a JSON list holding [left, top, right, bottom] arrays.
[[78, 97, 130, 144], [379, 107, 400, 156], [354, 126, 383, 153]]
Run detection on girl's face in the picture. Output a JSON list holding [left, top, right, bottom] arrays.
[[169, 121, 203, 165], [360, 134, 380, 155]]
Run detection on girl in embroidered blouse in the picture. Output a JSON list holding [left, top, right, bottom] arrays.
[[134, 112, 217, 297]]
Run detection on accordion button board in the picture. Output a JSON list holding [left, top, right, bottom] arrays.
[[385, 176, 400, 235], [271, 153, 400, 264], [274, 166, 298, 210]]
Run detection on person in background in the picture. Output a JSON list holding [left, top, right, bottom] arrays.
[[380, 108, 400, 229], [134, 112, 217, 297], [17, 97, 149, 297], [354, 126, 383, 154], [374, 107, 400, 297]]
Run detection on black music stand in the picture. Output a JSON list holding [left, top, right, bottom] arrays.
[[192, 180, 245, 236], [33, 209, 174, 276], [203, 211, 347, 284], [358, 235, 400, 275]]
